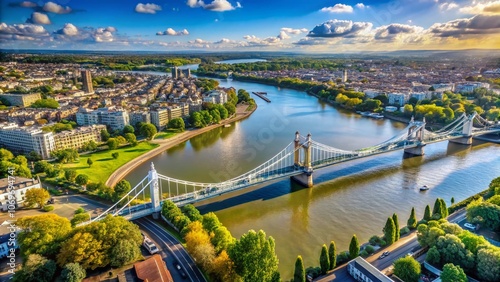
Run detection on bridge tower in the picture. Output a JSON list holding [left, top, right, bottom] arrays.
[[291, 133, 314, 188], [404, 116, 426, 156], [294, 131, 301, 166], [148, 162, 161, 219], [449, 113, 474, 145]]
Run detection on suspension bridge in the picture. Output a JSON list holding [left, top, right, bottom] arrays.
[[92, 112, 500, 221]]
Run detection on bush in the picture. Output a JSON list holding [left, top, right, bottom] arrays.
[[74, 207, 85, 214], [305, 266, 321, 279], [336, 251, 350, 265], [400, 226, 410, 236], [379, 239, 387, 247], [43, 205, 54, 212], [48, 188, 62, 196], [360, 250, 369, 257], [365, 245, 375, 254], [369, 235, 381, 245]]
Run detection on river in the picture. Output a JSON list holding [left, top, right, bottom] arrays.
[[125, 68, 500, 279]]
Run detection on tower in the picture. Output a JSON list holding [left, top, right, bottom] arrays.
[[81, 70, 94, 94], [171, 67, 179, 79], [342, 69, 347, 83]]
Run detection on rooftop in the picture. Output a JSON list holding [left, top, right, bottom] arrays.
[[0, 177, 40, 194], [134, 254, 173, 282]]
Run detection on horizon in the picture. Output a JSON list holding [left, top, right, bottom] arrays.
[[1, 0, 500, 52]]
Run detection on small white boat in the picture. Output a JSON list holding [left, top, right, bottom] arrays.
[[420, 185, 429, 191], [223, 124, 231, 128]]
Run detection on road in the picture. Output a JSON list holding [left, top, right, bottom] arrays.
[[134, 217, 206, 282], [316, 209, 468, 281]]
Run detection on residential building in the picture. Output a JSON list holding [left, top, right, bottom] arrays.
[[0, 123, 55, 159], [0, 93, 41, 107], [129, 111, 151, 126], [0, 176, 42, 212], [53, 124, 106, 151], [202, 90, 228, 105], [81, 70, 94, 94], [347, 257, 392, 282], [410, 92, 429, 101], [168, 104, 189, 121], [388, 93, 409, 106], [432, 83, 454, 92], [151, 108, 169, 130], [455, 82, 489, 93], [76, 108, 129, 131], [133, 254, 173, 282]]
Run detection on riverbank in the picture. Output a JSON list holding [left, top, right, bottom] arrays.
[[106, 104, 257, 188]]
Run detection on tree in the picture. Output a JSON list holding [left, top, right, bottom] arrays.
[[70, 213, 90, 227], [424, 204, 432, 221], [476, 247, 500, 282], [31, 98, 59, 109], [211, 250, 239, 282], [0, 148, 14, 160], [87, 158, 93, 167], [75, 174, 89, 186], [393, 256, 421, 282], [25, 188, 50, 208], [107, 138, 119, 150], [202, 212, 222, 233], [140, 123, 157, 140], [435, 234, 475, 272], [349, 235, 360, 259], [34, 160, 51, 173], [407, 207, 417, 229], [229, 229, 279, 282], [65, 169, 77, 182], [113, 180, 131, 202], [122, 125, 135, 134], [101, 129, 110, 141], [433, 198, 442, 219], [211, 226, 234, 254], [383, 217, 396, 245], [328, 241, 337, 270], [392, 213, 400, 241], [181, 204, 203, 222], [124, 133, 137, 146], [111, 152, 119, 159], [293, 255, 306, 282], [440, 198, 449, 218], [319, 244, 330, 275], [425, 246, 441, 265], [17, 214, 72, 257], [57, 232, 106, 270], [60, 263, 86, 282], [52, 149, 79, 163], [441, 263, 467, 282], [168, 117, 185, 132], [12, 254, 56, 282], [110, 240, 141, 267]]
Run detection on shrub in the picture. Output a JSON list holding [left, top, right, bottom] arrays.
[[365, 245, 375, 254], [305, 266, 321, 279], [400, 226, 410, 236], [360, 250, 369, 257], [43, 205, 54, 212], [74, 207, 85, 214], [336, 251, 350, 265], [369, 235, 381, 245], [379, 239, 387, 247]]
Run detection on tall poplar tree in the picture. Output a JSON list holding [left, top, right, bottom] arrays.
[[328, 241, 337, 270], [319, 244, 329, 275], [392, 213, 400, 241], [293, 255, 305, 282], [349, 235, 360, 259], [383, 217, 396, 245], [407, 207, 417, 229]]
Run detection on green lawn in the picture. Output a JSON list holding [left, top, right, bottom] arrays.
[[154, 129, 180, 140], [64, 142, 159, 184]]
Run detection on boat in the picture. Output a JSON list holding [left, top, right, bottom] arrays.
[[223, 124, 231, 128], [420, 185, 429, 191]]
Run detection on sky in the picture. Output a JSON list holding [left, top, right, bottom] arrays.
[[0, 0, 499, 52]]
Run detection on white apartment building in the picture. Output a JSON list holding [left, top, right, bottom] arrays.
[[151, 108, 169, 130], [129, 111, 151, 126], [0, 176, 42, 212], [455, 82, 490, 94], [76, 108, 129, 131], [0, 123, 55, 159], [54, 124, 106, 151], [203, 90, 228, 105], [387, 93, 409, 106]]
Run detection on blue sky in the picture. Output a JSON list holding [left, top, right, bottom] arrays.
[[1, 0, 499, 51]]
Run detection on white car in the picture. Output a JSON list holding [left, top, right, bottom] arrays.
[[143, 237, 159, 254], [464, 223, 476, 230]]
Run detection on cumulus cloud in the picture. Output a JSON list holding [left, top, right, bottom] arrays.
[[27, 12, 51, 25], [355, 3, 366, 9], [429, 14, 500, 37], [320, 4, 354, 13], [186, 0, 241, 12], [135, 3, 162, 14], [55, 23, 78, 36], [53, 24, 119, 43], [281, 27, 309, 35], [308, 20, 372, 37], [20, 1, 37, 8], [93, 27, 116, 42], [460, 1, 500, 15], [0, 22, 49, 41], [439, 2, 459, 11], [43, 1, 72, 14], [374, 23, 424, 42], [156, 28, 189, 36]]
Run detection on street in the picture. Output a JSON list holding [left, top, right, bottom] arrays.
[[134, 217, 206, 282]]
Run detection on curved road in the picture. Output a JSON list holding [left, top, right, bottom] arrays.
[[135, 217, 206, 282]]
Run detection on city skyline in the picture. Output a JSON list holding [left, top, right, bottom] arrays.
[[1, 0, 499, 52]]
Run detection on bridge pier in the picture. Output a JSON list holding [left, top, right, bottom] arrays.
[[404, 144, 425, 156], [449, 136, 473, 145], [291, 172, 313, 188]]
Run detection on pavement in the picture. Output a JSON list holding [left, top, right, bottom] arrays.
[[315, 209, 468, 281]]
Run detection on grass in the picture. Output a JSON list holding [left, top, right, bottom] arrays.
[[63, 142, 159, 184], [154, 129, 181, 140]]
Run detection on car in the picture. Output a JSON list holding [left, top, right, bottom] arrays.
[[378, 251, 390, 260], [142, 237, 159, 254], [173, 259, 188, 279], [464, 223, 476, 230]]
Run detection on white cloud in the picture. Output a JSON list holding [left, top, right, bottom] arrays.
[[93, 27, 116, 42], [27, 12, 51, 25], [0, 22, 49, 42], [428, 14, 500, 37], [320, 4, 354, 13], [439, 2, 459, 11], [355, 3, 366, 9], [186, 0, 241, 12], [278, 31, 290, 40], [20, 1, 37, 8], [43, 1, 72, 14], [135, 3, 162, 14], [374, 23, 424, 42], [55, 23, 78, 36], [459, 1, 500, 15], [156, 28, 189, 36], [308, 20, 372, 37], [281, 27, 309, 35]]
